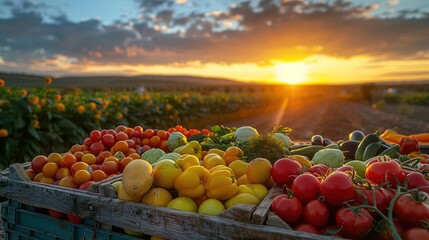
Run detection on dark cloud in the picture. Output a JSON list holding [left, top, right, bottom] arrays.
[[135, 0, 174, 11], [155, 10, 174, 23], [0, 0, 429, 69]]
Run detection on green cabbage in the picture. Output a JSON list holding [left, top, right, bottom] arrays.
[[141, 148, 166, 164], [312, 148, 344, 168], [273, 133, 292, 149], [234, 126, 259, 142], [167, 132, 188, 151], [158, 152, 181, 162]]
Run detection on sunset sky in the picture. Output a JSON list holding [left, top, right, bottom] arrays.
[[1, 0, 429, 84]]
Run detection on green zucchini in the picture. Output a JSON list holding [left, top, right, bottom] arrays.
[[378, 144, 400, 158], [362, 142, 381, 161], [355, 134, 381, 161], [290, 145, 325, 159]]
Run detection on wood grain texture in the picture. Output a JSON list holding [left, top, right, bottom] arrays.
[[266, 212, 293, 230], [218, 204, 256, 223], [0, 176, 339, 240], [9, 163, 31, 182], [250, 185, 283, 224]]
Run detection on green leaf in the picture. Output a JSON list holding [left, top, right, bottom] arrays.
[[88, 98, 103, 105], [28, 127, 40, 141], [14, 118, 26, 129]]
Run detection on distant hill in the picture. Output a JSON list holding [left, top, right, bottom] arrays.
[[0, 72, 247, 89]]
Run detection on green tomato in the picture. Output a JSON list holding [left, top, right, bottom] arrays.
[[345, 160, 367, 178]]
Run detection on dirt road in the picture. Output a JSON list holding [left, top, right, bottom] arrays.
[[220, 95, 429, 141]]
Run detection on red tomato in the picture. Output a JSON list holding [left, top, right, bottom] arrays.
[[292, 173, 320, 204], [115, 132, 128, 141], [67, 214, 84, 224], [336, 165, 356, 176], [83, 137, 93, 147], [402, 228, 429, 240], [303, 200, 330, 230], [354, 188, 391, 215], [377, 218, 405, 240], [89, 141, 105, 156], [271, 158, 302, 187], [294, 224, 320, 234], [89, 130, 101, 142], [365, 160, 405, 188], [101, 134, 115, 148], [320, 172, 355, 206], [336, 207, 373, 240], [393, 192, 429, 228], [271, 194, 303, 225], [320, 225, 342, 237], [309, 164, 331, 178], [48, 209, 65, 219], [404, 172, 429, 194]]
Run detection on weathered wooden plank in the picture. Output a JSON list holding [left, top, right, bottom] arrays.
[[9, 163, 31, 182], [266, 212, 292, 230], [0, 176, 337, 240], [1, 162, 31, 177], [251, 185, 283, 224], [98, 184, 118, 198], [218, 204, 256, 223], [88, 174, 122, 194]]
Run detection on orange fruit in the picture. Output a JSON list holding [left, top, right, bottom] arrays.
[[118, 157, 134, 172], [149, 136, 161, 148], [104, 156, 119, 164], [60, 153, 77, 169], [237, 174, 252, 186], [58, 175, 78, 189], [159, 140, 168, 152], [73, 170, 92, 185], [142, 138, 150, 146], [31, 155, 48, 174], [47, 153, 62, 166], [40, 177, 55, 184], [26, 169, 36, 180], [123, 127, 133, 136], [42, 162, 59, 178], [115, 125, 126, 132], [81, 153, 97, 165], [228, 160, 249, 179], [156, 130, 168, 140], [101, 161, 118, 175], [55, 167, 71, 181], [153, 160, 183, 189], [70, 144, 82, 154], [114, 141, 129, 153], [33, 172, 44, 182], [246, 158, 272, 184], [70, 162, 91, 175], [96, 151, 112, 164], [224, 146, 244, 165], [125, 148, 137, 156], [91, 170, 108, 182], [142, 188, 173, 207], [144, 129, 155, 138], [73, 151, 84, 161], [127, 153, 141, 160]]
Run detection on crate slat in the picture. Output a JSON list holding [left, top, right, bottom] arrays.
[[0, 176, 336, 240]]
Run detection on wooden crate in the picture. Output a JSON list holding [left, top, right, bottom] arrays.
[[0, 163, 341, 240]]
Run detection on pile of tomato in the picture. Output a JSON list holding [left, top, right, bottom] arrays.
[[270, 157, 429, 240]]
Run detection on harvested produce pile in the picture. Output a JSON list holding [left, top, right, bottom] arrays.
[[9, 124, 429, 239]]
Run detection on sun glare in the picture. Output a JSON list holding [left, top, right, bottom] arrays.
[[275, 62, 309, 84]]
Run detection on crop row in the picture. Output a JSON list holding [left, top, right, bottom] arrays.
[[384, 92, 429, 106], [0, 78, 277, 168]]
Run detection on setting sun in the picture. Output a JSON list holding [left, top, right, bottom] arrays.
[[275, 62, 309, 84]]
